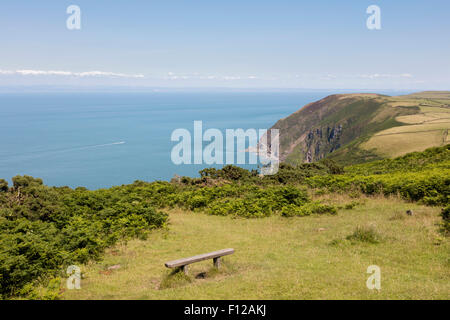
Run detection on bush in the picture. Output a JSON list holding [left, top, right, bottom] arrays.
[[187, 195, 209, 210], [344, 201, 359, 209], [208, 198, 273, 218], [199, 165, 256, 182], [0, 179, 8, 192]]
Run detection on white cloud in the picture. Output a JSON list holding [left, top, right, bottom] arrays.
[[0, 69, 144, 78], [163, 72, 260, 81], [358, 73, 413, 79], [291, 73, 414, 81]]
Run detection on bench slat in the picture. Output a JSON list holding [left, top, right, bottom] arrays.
[[165, 248, 235, 268]]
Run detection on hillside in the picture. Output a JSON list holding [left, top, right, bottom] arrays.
[[63, 200, 448, 300], [1, 145, 448, 299], [59, 146, 450, 299], [271, 91, 450, 165]]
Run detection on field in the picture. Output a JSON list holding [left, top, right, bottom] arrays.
[[62, 195, 449, 300], [361, 97, 450, 158], [362, 126, 448, 158]]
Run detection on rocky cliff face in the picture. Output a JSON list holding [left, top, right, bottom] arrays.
[[303, 124, 343, 162]]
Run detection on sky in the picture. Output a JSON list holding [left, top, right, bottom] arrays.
[[0, 0, 449, 91]]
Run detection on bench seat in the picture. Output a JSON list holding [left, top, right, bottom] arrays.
[[165, 248, 235, 273]]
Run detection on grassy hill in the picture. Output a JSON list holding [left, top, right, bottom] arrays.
[[2, 145, 448, 299], [271, 91, 450, 165], [62, 199, 448, 300]]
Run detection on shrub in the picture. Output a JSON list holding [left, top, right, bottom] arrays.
[[0, 179, 8, 192], [343, 200, 362, 210], [12, 175, 43, 189], [199, 165, 255, 182], [187, 195, 209, 210], [208, 198, 273, 218]]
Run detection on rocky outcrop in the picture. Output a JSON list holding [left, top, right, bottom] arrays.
[[303, 124, 343, 162]]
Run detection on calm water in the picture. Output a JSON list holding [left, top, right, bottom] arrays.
[[0, 91, 404, 189]]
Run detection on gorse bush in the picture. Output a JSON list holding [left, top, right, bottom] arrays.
[[0, 179, 8, 192], [0, 176, 168, 297], [208, 198, 273, 218], [199, 165, 258, 181], [169, 184, 316, 218]]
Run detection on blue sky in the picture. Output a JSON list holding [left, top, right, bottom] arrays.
[[0, 0, 449, 90]]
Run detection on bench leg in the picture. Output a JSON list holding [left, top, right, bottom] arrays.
[[181, 265, 188, 275], [213, 257, 221, 269], [175, 265, 188, 275]]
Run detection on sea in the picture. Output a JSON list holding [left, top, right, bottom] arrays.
[[0, 90, 409, 189]]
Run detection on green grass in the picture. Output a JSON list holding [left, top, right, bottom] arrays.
[[61, 195, 449, 300], [345, 226, 383, 244]]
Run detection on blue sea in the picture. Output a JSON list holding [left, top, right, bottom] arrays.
[[0, 91, 406, 189]]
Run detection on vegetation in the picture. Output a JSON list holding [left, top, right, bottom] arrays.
[[345, 226, 383, 244], [346, 144, 450, 175], [306, 167, 449, 205], [0, 176, 168, 298], [0, 144, 448, 299]]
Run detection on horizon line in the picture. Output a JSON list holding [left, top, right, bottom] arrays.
[[0, 85, 441, 94]]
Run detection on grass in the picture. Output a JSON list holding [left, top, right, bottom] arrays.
[[345, 226, 383, 244], [362, 129, 446, 158], [420, 106, 450, 113], [395, 113, 450, 124], [60, 195, 449, 300]]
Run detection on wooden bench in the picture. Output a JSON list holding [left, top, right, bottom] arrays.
[[165, 248, 235, 274]]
